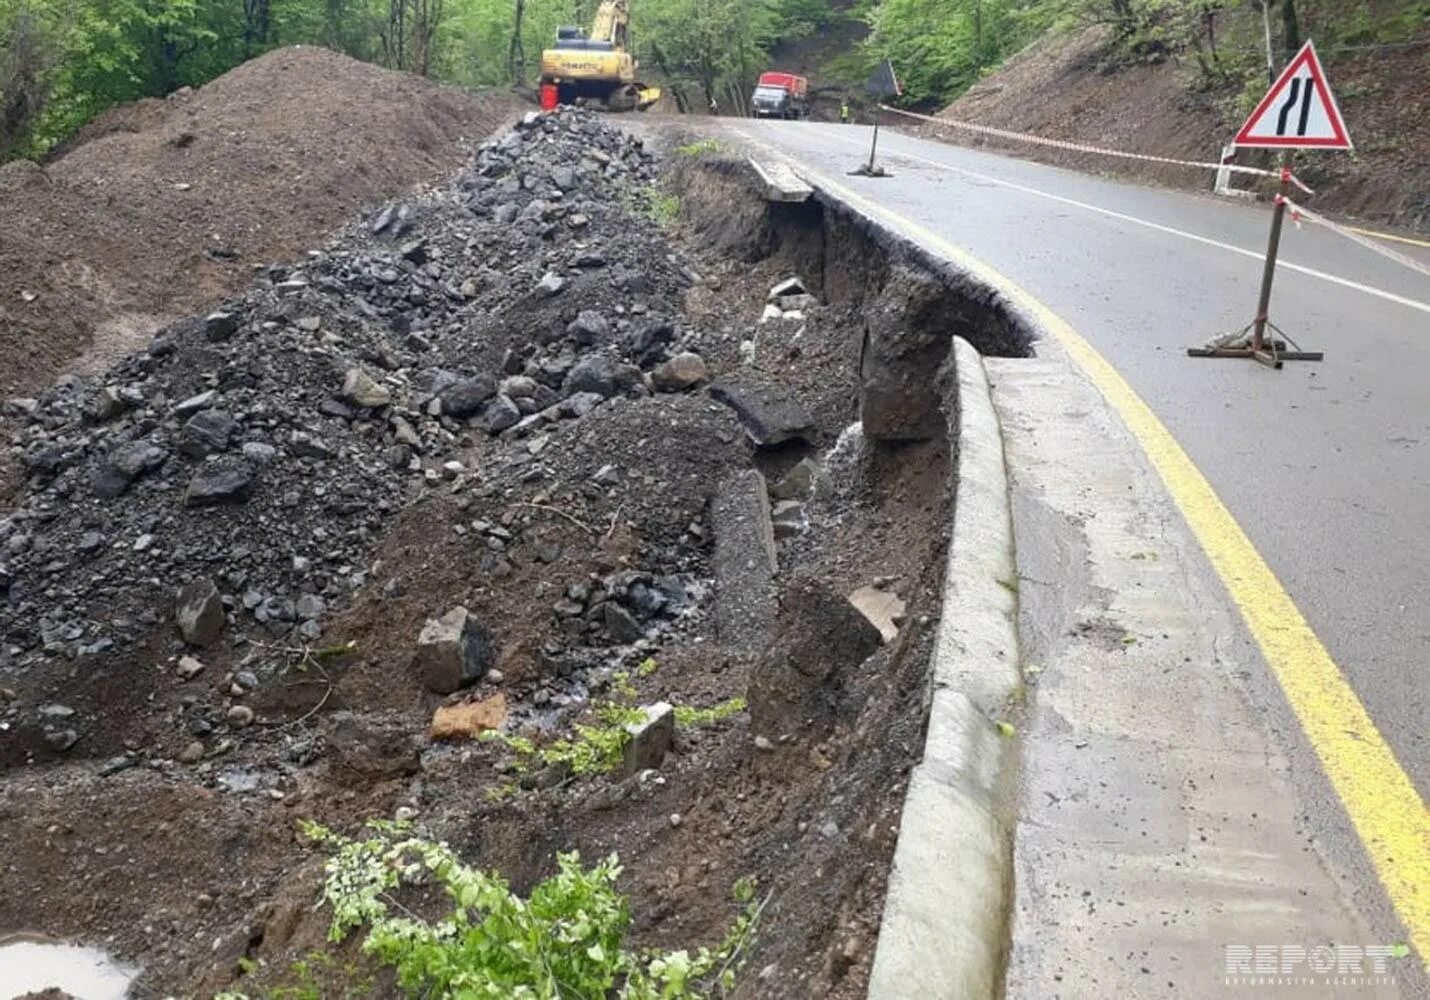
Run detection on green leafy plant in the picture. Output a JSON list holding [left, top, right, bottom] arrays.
[[485, 697, 746, 780], [674, 137, 724, 157], [673, 697, 747, 728], [284, 820, 762, 999], [631, 187, 682, 228]]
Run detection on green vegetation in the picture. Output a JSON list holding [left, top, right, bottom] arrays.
[[632, 187, 682, 228], [858, 0, 1429, 106], [0, 0, 835, 160], [674, 137, 724, 157], [221, 821, 762, 999], [484, 696, 746, 777], [5, 0, 1414, 163], [673, 696, 746, 727]]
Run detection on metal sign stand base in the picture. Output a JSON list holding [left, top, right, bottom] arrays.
[[848, 123, 891, 178], [1189, 168, 1321, 370], [1187, 320, 1323, 370]]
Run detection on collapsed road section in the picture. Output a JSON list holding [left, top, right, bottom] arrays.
[[0, 109, 1026, 997]]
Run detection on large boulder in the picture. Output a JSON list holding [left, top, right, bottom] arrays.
[[414, 606, 493, 694], [651, 352, 708, 392], [563, 355, 641, 399], [93, 440, 166, 498], [439, 375, 498, 417], [342, 368, 392, 408], [622, 702, 675, 776], [175, 577, 225, 647], [179, 409, 237, 458], [184, 459, 255, 506]]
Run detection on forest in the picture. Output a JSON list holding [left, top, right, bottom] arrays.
[[2, 0, 1425, 160]]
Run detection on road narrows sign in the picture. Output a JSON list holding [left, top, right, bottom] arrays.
[[1234, 40, 1352, 150]]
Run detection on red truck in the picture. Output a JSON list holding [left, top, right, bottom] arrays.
[[751, 72, 809, 120]]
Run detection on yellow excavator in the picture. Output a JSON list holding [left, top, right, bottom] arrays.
[[538, 0, 660, 112]]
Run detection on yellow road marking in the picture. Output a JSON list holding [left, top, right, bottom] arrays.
[[730, 124, 1430, 965], [1347, 226, 1430, 250]]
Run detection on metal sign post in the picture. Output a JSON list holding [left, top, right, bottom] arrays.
[[1188, 169, 1323, 368], [850, 60, 901, 178], [1189, 40, 1350, 370]]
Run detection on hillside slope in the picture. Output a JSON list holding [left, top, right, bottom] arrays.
[[0, 47, 523, 403], [934, 25, 1429, 231]]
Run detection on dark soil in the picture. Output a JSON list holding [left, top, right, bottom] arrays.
[[0, 117, 959, 999]]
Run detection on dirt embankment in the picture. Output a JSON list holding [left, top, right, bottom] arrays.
[[0, 46, 525, 405], [0, 104, 1025, 997], [934, 25, 1430, 231]]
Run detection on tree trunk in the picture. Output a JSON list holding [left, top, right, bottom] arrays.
[[509, 0, 526, 86], [1279, 0, 1301, 60]]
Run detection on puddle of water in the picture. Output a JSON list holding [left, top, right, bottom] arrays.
[[0, 937, 136, 1000]]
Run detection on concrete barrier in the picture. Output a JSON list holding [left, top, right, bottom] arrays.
[[865, 338, 1020, 1000]]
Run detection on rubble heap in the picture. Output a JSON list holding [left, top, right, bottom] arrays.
[[0, 110, 707, 674]]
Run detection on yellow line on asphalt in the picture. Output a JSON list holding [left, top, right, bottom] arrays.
[[731, 126, 1430, 965], [1346, 226, 1430, 250]]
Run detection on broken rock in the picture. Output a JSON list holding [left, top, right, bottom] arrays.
[[93, 440, 167, 498], [414, 606, 493, 694], [430, 693, 507, 741], [175, 577, 225, 647], [769, 277, 808, 301], [566, 310, 610, 345], [439, 375, 497, 417], [342, 367, 392, 408], [184, 459, 255, 506], [564, 355, 641, 399], [709, 379, 817, 447], [651, 352, 708, 392], [179, 409, 237, 458]]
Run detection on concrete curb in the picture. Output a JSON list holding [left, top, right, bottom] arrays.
[[865, 337, 1021, 1000]]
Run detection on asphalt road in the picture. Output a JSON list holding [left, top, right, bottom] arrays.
[[725, 119, 1430, 803]]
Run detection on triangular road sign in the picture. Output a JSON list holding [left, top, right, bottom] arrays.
[[1234, 40, 1352, 149]]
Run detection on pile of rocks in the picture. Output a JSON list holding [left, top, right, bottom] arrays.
[[0, 109, 712, 678]]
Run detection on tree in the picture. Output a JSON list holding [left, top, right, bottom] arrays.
[[1, 6, 57, 158]]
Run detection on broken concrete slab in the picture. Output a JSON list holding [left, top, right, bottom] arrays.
[[708, 379, 817, 447], [768, 276, 809, 300], [622, 701, 675, 776], [848, 585, 905, 644], [770, 457, 817, 500], [710, 470, 779, 654], [770, 500, 805, 540], [414, 606, 493, 694]]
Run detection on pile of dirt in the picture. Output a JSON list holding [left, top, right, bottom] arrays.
[[934, 25, 1430, 230], [0, 46, 525, 407], [0, 111, 958, 999]]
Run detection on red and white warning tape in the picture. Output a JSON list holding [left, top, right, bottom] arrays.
[[1281, 196, 1430, 279], [877, 103, 1316, 196]]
